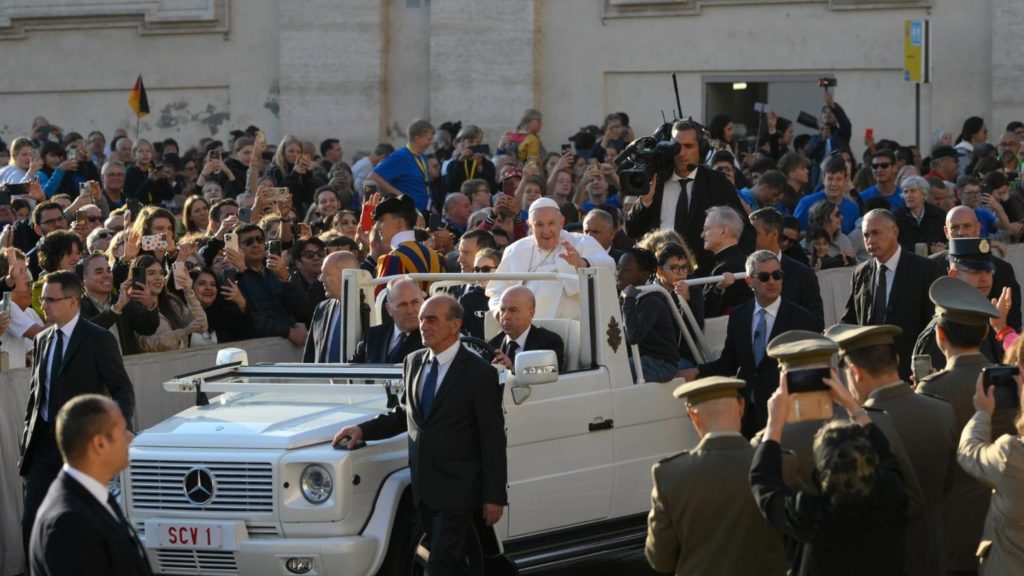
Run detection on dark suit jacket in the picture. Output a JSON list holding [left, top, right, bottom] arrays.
[[841, 250, 942, 380], [79, 296, 160, 356], [931, 250, 1022, 331], [698, 298, 821, 437], [30, 471, 153, 576], [487, 324, 565, 371], [624, 165, 754, 275], [304, 298, 341, 363], [780, 254, 824, 326], [702, 244, 753, 318], [349, 322, 423, 364], [20, 318, 134, 475], [359, 346, 508, 511], [895, 203, 946, 252]]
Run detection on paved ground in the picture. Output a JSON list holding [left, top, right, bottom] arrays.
[[534, 546, 660, 576]]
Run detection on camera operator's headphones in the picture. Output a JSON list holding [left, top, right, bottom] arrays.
[[673, 117, 712, 163]]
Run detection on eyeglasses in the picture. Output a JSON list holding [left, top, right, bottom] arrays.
[[242, 236, 264, 246], [301, 250, 325, 259], [662, 264, 688, 274], [40, 295, 73, 305], [871, 162, 892, 170], [41, 217, 66, 227], [754, 270, 784, 282], [473, 266, 495, 273]]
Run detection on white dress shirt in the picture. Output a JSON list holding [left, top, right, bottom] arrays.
[[419, 339, 461, 400], [62, 463, 119, 520], [659, 167, 698, 232], [505, 325, 531, 352], [390, 230, 416, 250], [43, 313, 79, 421], [876, 246, 901, 305], [752, 296, 782, 344]]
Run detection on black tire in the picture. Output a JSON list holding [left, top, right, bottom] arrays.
[[378, 493, 428, 576]]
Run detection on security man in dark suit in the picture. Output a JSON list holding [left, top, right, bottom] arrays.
[[749, 207, 824, 326], [303, 251, 360, 363], [913, 238, 1003, 371], [334, 295, 507, 575], [827, 323, 958, 576], [841, 208, 942, 380], [624, 119, 754, 276], [682, 250, 820, 437], [930, 205, 1022, 331], [30, 394, 152, 576], [350, 277, 424, 363], [20, 270, 135, 551], [645, 376, 787, 575], [916, 276, 1009, 574], [488, 286, 565, 372]]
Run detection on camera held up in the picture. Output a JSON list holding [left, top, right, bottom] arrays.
[[614, 122, 681, 196]]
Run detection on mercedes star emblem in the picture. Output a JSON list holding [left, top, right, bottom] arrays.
[[183, 467, 216, 505]]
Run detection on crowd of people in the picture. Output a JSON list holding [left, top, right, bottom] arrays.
[[6, 89, 1024, 575]]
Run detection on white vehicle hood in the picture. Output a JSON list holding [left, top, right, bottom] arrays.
[[133, 391, 392, 450]]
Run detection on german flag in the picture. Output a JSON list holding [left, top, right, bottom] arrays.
[[129, 75, 150, 118]]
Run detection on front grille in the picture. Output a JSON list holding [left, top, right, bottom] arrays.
[[130, 460, 274, 512], [156, 549, 237, 574]]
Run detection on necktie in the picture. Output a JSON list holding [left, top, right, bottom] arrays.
[[421, 358, 439, 417], [327, 308, 341, 363], [40, 330, 64, 421], [872, 263, 888, 324], [107, 493, 147, 564], [506, 340, 520, 363], [677, 178, 693, 230], [388, 332, 408, 363], [753, 309, 768, 366]]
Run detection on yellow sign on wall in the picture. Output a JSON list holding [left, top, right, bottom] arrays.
[[904, 19, 926, 83]]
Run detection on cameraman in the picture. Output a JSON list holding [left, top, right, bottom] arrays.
[[623, 119, 753, 276]]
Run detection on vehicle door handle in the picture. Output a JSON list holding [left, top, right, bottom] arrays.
[[589, 418, 614, 432]]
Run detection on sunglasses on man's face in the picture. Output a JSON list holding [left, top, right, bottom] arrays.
[[754, 270, 784, 282], [871, 162, 892, 170], [242, 236, 264, 247]]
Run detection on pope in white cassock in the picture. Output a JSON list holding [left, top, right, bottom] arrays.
[[487, 198, 616, 319]]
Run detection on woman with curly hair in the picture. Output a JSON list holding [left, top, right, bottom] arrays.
[[751, 370, 908, 575]]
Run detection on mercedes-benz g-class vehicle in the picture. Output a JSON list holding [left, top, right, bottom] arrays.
[[124, 268, 706, 575]]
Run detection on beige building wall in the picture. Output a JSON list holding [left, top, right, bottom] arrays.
[[0, 0, 1018, 160]]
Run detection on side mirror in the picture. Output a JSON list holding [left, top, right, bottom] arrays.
[[514, 350, 559, 386]]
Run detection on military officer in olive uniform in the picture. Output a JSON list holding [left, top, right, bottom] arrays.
[[645, 376, 788, 576], [827, 323, 958, 576], [752, 331, 927, 527], [913, 238, 1003, 372], [916, 276, 1014, 575]]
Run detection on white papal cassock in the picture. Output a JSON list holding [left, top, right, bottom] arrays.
[[486, 230, 616, 320]]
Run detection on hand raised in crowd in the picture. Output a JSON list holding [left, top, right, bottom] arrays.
[[187, 317, 208, 335], [163, 229, 177, 257], [113, 279, 135, 313], [224, 247, 245, 272], [202, 158, 224, 176], [215, 214, 239, 240], [266, 253, 290, 281], [128, 278, 156, 310], [177, 240, 197, 264], [990, 286, 1012, 332], [765, 373, 793, 442], [494, 194, 517, 217], [57, 156, 78, 172], [824, 89, 835, 109], [123, 229, 142, 261], [432, 229, 454, 254], [293, 155, 311, 175], [287, 323, 308, 347], [0, 225, 12, 249], [29, 151, 44, 174], [172, 263, 192, 291], [972, 372, 1000, 415], [26, 180, 45, 203], [296, 222, 313, 242], [220, 279, 247, 312], [366, 192, 383, 209], [522, 162, 541, 179]]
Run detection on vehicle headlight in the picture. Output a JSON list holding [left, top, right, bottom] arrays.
[[300, 464, 333, 504]]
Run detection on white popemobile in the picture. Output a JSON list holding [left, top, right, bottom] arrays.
[[123, 267, 727, 575]]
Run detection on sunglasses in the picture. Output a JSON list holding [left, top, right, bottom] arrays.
[[95, 232, 112, 240], [301, 250, 325, 259], [754, 270, 784, 282], [242, 236, 264, 246], [473, 266, 495, 273], [662, 264, 688, 274], [871, 162, 892, 170]]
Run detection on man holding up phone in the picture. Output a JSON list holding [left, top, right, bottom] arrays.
[[916, 275, 1006, 573]]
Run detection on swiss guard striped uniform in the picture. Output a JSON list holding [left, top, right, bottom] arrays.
[[376, 233, 443, 294]]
